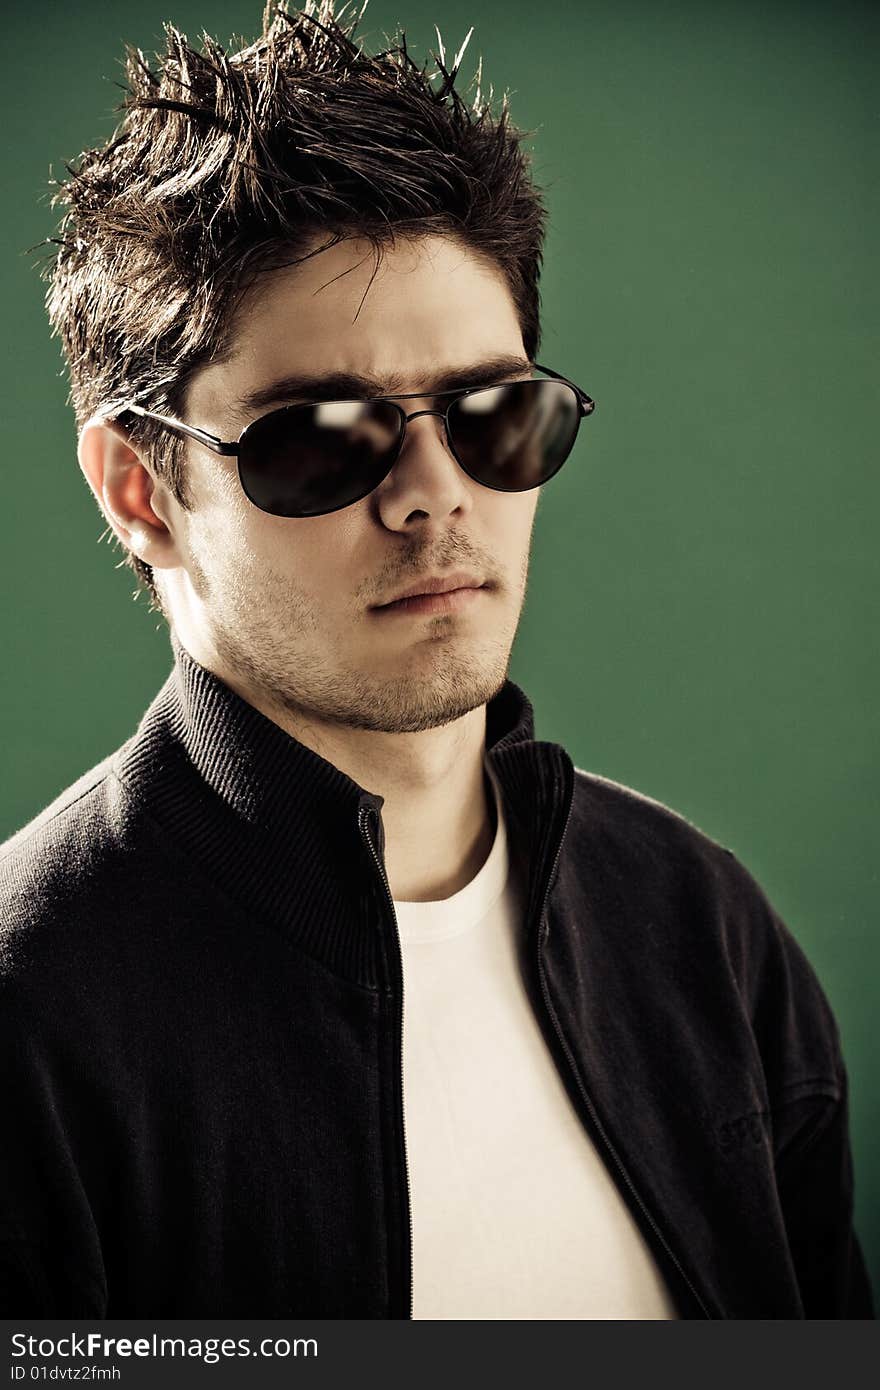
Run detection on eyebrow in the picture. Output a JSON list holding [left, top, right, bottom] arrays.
[[231, 354, 533, 418]]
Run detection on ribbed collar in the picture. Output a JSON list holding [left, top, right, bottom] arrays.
[[114, 637, 572, 988]]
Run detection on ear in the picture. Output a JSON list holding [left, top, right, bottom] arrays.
[[77, 416, 184, 571]]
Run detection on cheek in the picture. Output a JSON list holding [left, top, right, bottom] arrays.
[[235, 508, 360, 598], [501, 495, 539, 592], [490, 490, 539, 558], [184, 457, 252, 561], [183, 480, 285, 594]]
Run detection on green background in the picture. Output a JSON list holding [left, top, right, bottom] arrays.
[[2, 0, 877, 1301]]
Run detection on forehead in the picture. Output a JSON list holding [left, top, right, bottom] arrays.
[[190, 234, 526, 421]]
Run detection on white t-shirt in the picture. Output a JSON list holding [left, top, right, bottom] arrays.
[[393, 761, 680, 1320]]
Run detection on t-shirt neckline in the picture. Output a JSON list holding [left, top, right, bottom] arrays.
[[392, 760, 509, 945]]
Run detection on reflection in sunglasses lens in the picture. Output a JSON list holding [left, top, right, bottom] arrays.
[[240, 379, 582, 515], [449, 381, 579, 492]]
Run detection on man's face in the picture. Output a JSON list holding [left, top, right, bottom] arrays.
[[161, 234, 540, 734]]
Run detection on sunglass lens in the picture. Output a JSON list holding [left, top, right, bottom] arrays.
[[447, 380, 581, 491], [239, 400, 404, 517]]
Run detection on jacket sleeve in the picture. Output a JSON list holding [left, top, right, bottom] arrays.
[[722, 849, 875, 1319], [0, 982, 108, 1316], [771, 1070, 874, 1318]]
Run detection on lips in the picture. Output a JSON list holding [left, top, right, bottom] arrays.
[[373, 571, 486, 608], [372, 586, 487, 617]]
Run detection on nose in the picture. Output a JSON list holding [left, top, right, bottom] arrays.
[[371, 406, 475, 532]]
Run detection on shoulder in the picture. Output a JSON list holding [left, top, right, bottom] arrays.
[[562, 764, 843, 1087], [0, 755, 138, 975], [566, 762, 740, 899], [1, 754, 125, 875], [566, 761, 798, 957]]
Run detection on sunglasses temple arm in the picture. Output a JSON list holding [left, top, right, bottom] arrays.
[[121, 404, 239, 457], [533, 362, 595, 416]]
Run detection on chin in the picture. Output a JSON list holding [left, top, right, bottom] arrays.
[[317, 656, 509, 734]]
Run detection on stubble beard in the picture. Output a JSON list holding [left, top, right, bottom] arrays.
[[208, 598, 517, 733], [196, 562, 527, 735]]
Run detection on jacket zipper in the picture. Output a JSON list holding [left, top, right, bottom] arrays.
[[358, 804, 414, 1320], [534, 776, 712, 1320]]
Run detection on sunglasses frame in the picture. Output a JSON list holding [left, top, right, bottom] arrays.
[[117, 361, 596, 517]]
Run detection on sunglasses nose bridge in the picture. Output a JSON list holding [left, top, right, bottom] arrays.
[[395, 405, 452, 453], [402, 407, 447, 425]]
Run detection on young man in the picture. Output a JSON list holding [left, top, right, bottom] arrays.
[[1, 1, 872, 1318]]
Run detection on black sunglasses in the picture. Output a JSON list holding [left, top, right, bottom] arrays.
[[119, 362, 595, 519]]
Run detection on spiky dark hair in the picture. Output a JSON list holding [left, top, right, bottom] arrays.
[[42, 0, 547, 611]]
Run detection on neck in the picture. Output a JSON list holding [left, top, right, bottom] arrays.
[[211, 666, 496, 903]]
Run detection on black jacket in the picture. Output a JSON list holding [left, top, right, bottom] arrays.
[[0, 639, 873, 1318]]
